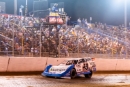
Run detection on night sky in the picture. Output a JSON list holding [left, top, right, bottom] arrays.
[[0, 0, 130, 26]]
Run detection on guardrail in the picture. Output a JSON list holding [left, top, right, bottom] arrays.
[[0, 57, 130, 72]]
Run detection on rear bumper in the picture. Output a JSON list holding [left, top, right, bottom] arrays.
[[93, 67, 96, 72]]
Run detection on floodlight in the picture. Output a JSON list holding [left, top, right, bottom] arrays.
[[20, 5, 24, 9]]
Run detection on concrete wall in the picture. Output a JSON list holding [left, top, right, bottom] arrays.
[[0, 57, 9, 72], [116, 59, 130, 71], [46, 58, 66, 66], [0, 57, 130, 72], [94, 59, 118, 71], [7, 57, 48, 72]]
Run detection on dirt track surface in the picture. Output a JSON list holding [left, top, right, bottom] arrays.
[[0, 74, 130, 87]]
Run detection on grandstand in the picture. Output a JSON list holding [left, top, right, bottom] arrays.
[[0, 13, 129, 59]]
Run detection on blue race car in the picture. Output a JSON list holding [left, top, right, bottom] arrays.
[[42, 58, 96, 79]]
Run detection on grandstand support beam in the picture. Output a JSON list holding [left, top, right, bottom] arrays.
[[58, 33, 61, 58], [40, 23, 43, 57], [124, 0, 127, 59], [12, 24, 15, 56], [14, 0, 17, 15], [78, 31, 80, 58]]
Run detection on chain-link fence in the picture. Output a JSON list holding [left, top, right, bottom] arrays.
[[0, 14, 129, 59]]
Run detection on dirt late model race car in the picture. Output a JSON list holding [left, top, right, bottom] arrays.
[[42, 57, 96, 79]]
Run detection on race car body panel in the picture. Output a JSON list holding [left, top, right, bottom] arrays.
[[42, 65, 74, 77], [42, 57, 96, 78]]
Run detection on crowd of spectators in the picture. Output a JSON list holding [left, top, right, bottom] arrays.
[[0, 14, 129, 58]]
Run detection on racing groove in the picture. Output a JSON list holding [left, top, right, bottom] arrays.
[[0, 74, 130, 87]]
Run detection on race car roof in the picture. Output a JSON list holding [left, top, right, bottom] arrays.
[[65, 58, 82, 60], [65, 57, 91, 61]]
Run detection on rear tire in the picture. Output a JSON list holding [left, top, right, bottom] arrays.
[[70, 69, 77, 79], [84, 71, 93, 78]]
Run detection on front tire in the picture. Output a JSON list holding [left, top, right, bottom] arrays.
[[70, 69, 77, 79], [84, 71, 93, 78]]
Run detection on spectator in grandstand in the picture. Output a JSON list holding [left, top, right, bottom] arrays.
[[61, 44, 69, 57], [84, 19, 88, 27], [77, 18, 81, 27], [1, 13, 130, 58], [67, 16, 71, 26], [81, 18, 85, 28], [52, 3, 59, 12]]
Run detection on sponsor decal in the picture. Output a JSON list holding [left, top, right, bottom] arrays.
[[49, 12, 59, 16], [83, 63, 88, 70], [49, 68, 66, 72], [76, 68, 82, 72], [49, 17, 63, 24], [76, 64, 81, 67], [49, 66, 69, 74]]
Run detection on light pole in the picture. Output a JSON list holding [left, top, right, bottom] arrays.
[[14, 0, 17, 15], [25, 0, 28, 17], [114, 0, 128, 58], [124, 0, 127, 58], [23, 0, 28, 27]]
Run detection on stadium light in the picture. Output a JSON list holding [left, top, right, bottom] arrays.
[[115, 0, 127, 3], [115, 0, 123, 4], [112, 0, 127, 8]]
